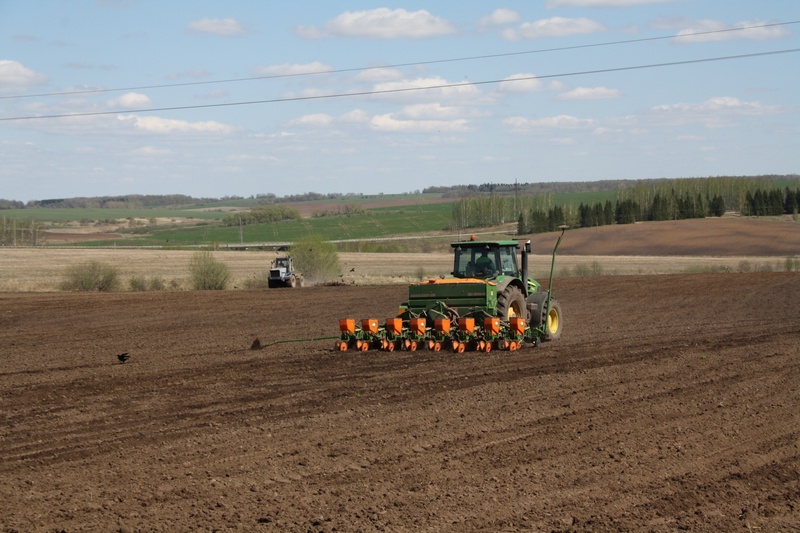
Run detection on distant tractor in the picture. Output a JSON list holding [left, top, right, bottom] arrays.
[[268, 256, 304, 288]]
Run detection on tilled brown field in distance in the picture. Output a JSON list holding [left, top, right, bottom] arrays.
[[1, 273, 799, 531]]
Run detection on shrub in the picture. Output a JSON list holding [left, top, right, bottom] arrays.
[[129, 275, 166, 291], [188, 251, 230, 290], [60, 261, 121, 292], [129, 275, 148, 291], [572, 263, 592, 277], [290, 234, 340, 282], [738, 260, 752, 273]]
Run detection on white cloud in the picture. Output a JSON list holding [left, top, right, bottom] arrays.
[[107, 92, 152, 108], [547, 0, 672, 6], [654, 96, 775, 115], [596, 96, 787, 131], [372, 76, 483, 103], [504, 114, 595, 131], [557, 87, 621, 100], [0, 60, 48, 93], [166, 69, 212, 81], [477, 8, 520, 30], [295, 8, 457, 39], [354, 67, 405, 83], [196, 89, 230, 100], [498, 73, 542, 93], [132, 146, 171, 156], [650, 97, 779, 128], [282, 87, 329, 99], [118, 115, 234, 134], [480, 155, 511, 163], [288, 114, 334, 128], [252, 61, 332, 76], [187, 18, 248, 36], [227, 154, 280, 163], [340, 109, 371, 123], [401, 103, 463, 120], [370, 114, 469, 133], [502, 17, 606, 40], [674, 19, 791, 43]]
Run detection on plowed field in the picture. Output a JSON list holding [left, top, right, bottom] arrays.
[[2, 273, 799, 532]]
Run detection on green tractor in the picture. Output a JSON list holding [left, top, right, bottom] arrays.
[[337, 227, 566, 353]]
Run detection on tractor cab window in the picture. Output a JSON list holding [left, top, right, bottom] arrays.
[[275, 258, 289, 268], [498, 246, 519, 276], [455, 246, 499, 278]]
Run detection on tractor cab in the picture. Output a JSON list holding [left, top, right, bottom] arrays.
[[273, 257, 291, 270], [452, 239, 520, 280]]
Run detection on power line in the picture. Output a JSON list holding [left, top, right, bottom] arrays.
[[2, 48, 798, 122], [1, 20, 798, 101]]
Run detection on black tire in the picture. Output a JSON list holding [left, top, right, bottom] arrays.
[[497, 286, 527, 323], [527, 292, 548, 327], [267, 279, 277, 289], [543, 299, 563, 341]]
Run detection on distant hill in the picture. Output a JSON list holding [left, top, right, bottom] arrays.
[[4, 174, 796, 209], [525, 216, 800, 257]]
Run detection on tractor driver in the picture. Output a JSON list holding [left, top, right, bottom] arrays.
[[474, 249, 495, 275]]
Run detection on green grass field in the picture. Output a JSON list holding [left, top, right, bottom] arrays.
[[9, 190, 641, 246], [2, 207, 229, 223], [83, 202, 455, 246]]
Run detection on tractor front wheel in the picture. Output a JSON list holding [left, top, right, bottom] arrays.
[[497, 286, 527, 323]]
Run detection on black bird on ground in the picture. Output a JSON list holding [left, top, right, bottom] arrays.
[[117, 352, 130, 364], [349, 267, 355, 272]]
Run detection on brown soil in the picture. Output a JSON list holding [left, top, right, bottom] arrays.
[[2, 273, 799, 531], [525, 216, 800, 257]]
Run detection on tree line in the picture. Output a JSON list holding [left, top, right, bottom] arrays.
[[452, 177, 800, 234], [221, 205, 302, 227], [429, 174, 796, 200]]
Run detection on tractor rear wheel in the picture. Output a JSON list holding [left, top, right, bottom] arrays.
[[543, 299, 563, 341], [497, 286, 527, 323]]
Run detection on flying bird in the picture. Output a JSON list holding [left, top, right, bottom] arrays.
[[349, 267, 355, 272], [117, 352, 130, 363]]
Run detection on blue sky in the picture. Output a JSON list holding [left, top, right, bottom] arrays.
[[1, 0, 798, 202]]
